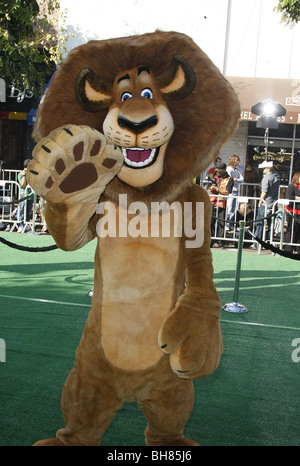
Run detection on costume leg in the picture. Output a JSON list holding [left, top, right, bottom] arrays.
[[137, 372, 198, 446], [56, 367, 123, 446]]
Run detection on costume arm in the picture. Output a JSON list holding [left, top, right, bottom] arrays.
[[27, 125, 123, 251], [178, 186, 221, 317], [44, 200, 98, 251], [158, 185, 222, 379]]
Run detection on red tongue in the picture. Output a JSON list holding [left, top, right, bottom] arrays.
[[127, 149, 151, 163]]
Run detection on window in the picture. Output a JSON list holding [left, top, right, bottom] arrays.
[[247, 123, 300, 185]]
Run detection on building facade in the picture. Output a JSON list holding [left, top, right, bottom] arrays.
[[221, 76, 300, 186]]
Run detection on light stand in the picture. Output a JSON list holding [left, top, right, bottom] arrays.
[[222, 220, 248, 313]]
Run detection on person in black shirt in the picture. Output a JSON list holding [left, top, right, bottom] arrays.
[[285, 172, 300, 253]]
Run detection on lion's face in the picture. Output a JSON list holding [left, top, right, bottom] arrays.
[[33, 31, 240, 204], [103, 66, 174, 187], [75, 57, 195, 188]]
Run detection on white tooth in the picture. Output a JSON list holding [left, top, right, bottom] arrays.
[[121, 147, 156, 167]]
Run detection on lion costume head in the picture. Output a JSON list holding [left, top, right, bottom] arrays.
[[34, 30, 240, 202]]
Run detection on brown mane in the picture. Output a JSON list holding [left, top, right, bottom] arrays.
[[33, 30, 240, 203]]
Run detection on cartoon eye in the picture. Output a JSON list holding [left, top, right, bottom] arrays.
[[141, 88, 153, 99], [121, 92, 132, 102]]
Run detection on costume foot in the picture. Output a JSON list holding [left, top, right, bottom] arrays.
[[162, 437, 200, 446], [148, 436, 200, 446], [33, 437, 65, 446]]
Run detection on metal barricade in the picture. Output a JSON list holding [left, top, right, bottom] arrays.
[[0, 180, 13, 215], [0, 180, 46, 233], [0, 180, 21, 231], [209, 192, 268, 252], [0, 169, 21, 184], [2, 175, 294, 248], [238, 182, 261, 198], [270, 199, 299, 251]]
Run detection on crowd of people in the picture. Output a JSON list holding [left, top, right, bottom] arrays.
[[206, 155, 300, 253]]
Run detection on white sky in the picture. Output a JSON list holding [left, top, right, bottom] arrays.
[[59, 0, 300, 79]]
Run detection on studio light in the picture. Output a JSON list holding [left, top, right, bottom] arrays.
[[251, 98, 286, 129], [262, 100, 276, 117]]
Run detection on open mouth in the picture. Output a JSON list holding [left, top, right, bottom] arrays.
[[122, 147, 160, 169]]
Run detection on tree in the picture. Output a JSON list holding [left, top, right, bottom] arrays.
[[275, 0, 300, 25], [0, 0, 72, 97]]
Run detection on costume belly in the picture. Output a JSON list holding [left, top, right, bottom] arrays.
[[98, 202, 182, 371]]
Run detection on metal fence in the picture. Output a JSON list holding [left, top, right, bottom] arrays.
[[210, 194, 268, 251], [270, 199, 300, 251], [238, 182, 288, 200], [0, 169, 45, 233], [209, 192, 299, 253]]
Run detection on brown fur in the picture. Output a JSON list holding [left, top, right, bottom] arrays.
[[27, 31, 240, 446], [33, 30, 239, 203]]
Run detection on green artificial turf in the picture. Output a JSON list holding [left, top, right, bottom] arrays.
[[0, 233, 299, 446]]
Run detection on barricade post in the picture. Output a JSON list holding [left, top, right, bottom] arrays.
[[222, 220, 248, 313], [279, 200, 288, 250], [27, 191, 38, 235]]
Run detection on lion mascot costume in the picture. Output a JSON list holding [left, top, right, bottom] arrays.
[[27, 31, 240, 446]]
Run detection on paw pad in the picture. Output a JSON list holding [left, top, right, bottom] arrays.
[[102, 158, 117, 169], [59, 163, 98, 194], [45, 176, 54, 189], [55, 158, 66, 175], [90, 140, 102, 156], [73, 142, 84, 161]]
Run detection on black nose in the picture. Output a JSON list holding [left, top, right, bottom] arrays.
[[118, 115, 158, 134]]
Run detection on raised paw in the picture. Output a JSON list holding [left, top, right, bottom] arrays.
[[27, 125, 123, 204]]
